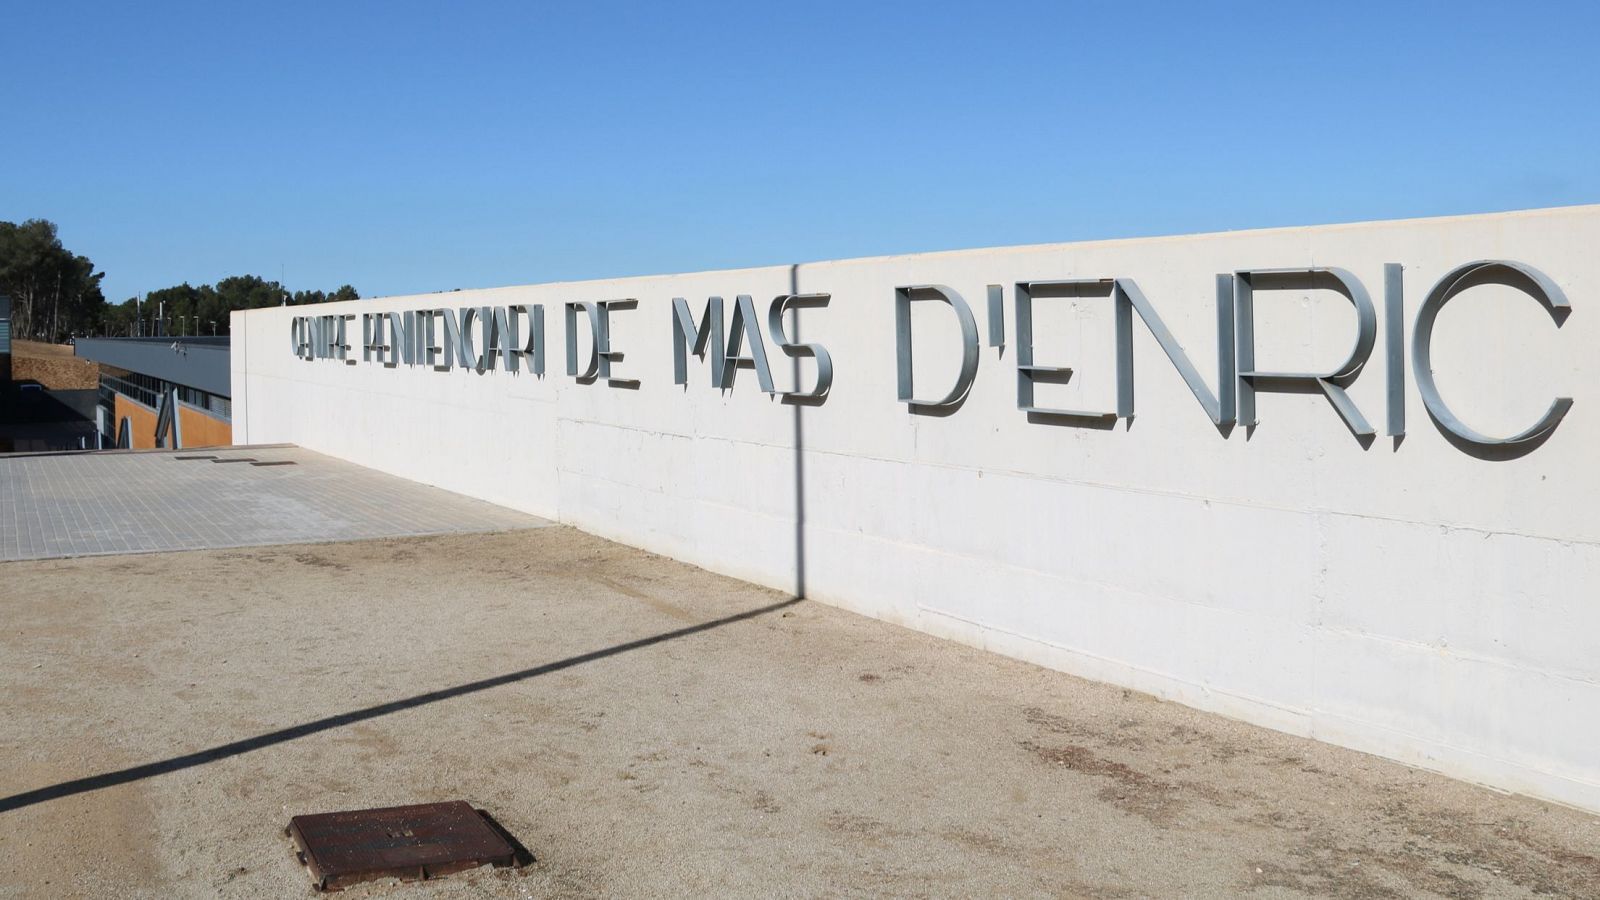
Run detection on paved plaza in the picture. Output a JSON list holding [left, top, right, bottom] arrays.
[[0, 446, 548, 561]]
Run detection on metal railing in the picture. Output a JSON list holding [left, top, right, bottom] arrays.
[[99, 373, 232, 421], [101, 373, 161, 409]]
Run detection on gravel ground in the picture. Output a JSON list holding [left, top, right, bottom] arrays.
[[1, 527, 1597, 899]]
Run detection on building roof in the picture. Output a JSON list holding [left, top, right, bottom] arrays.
[[73, 336, 230, 397]]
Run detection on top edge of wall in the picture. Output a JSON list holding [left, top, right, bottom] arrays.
[[240, 203, 1600, 314]]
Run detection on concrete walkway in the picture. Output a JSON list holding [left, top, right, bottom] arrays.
[[0, 447, 548, 561], [2, 528, 1596, 898]]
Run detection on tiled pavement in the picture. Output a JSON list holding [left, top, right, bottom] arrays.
[[0, 446, 551, 562]]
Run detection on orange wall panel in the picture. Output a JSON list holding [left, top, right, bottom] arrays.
[[112, 393, 231, 450], [177, 404, 232, 448], [113, 394, 159, 450]]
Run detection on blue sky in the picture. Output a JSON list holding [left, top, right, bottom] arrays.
[[2, 1, 1596, 303]]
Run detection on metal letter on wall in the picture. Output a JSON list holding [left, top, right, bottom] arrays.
[[565, 302, 600, 381], [566, 300, 634, 386], [486, 306, 513, 371], [457, 306, 486, 372], [1115, 276, 1237, 429], [725, 295, 774, 393], [431, 309, 457, 370], [362, 313, 385, 363], [391, 311, 421, 366], [339, 315, 356, 364], [432, 308, 479, 370], [478, 305, 495, 372], [1234, 267, 1377, 442], [986, 284, 1005, 349], [1013, 276, 1236, 427], [526, 304, 547, 376], [767, 293, 833, 403], [290, 317, 308, 359], [1014, 279, 1117, 424], [1385, 264, 1405, 437], [303, 316, 320, 359], [894, 284, 979, 413], [597, 299, 639, 388], [506, 304, 544, 375], [422, 311, 442, 367], [1412, 259, 1573, 456], [672, 296, 725, 387]]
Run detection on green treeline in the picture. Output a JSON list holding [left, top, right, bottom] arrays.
[[0, 218, 358, 341], [0, 220, 104, 339], [106, 278, 360, 338]]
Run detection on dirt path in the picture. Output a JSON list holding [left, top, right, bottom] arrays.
[[2, 528, 1597, 898]]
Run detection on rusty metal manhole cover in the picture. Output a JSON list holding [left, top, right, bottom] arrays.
[[286, 801, 519, 892]]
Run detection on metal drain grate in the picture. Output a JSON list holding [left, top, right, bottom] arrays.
[[174, 455, 218, 461], [250, 460, 296, 467], [286, 801, 519, 892], [210, 458, 257, 464]]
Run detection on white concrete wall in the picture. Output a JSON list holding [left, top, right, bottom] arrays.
[[232, 206, 1600, 811]]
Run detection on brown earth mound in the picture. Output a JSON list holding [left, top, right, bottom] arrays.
[[11, 340, 99, 389]]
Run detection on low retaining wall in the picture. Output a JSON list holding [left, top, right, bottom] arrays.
[[232, 205, 1600, 811]]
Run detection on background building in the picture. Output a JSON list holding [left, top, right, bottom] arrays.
[[74, 336, 232, 449]]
